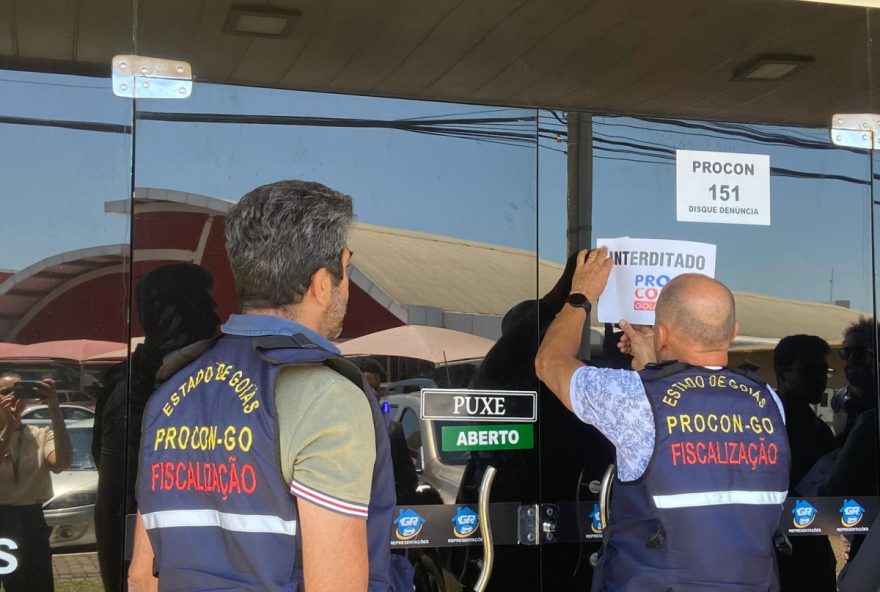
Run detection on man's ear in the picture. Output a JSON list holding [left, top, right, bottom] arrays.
[[307, 267, 334, 307], [730, 320, 740, 344], [653, 322, 668, 358]]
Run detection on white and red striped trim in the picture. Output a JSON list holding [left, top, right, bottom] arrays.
[[289, 479, 369, 519]]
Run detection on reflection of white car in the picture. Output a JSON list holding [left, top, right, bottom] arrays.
[[43, 419, 97, 549], [385, 393, 466, 505], [21, 404, 95, 426]]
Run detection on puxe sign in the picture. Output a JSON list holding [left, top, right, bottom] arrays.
[[420, 389, 537, 422]]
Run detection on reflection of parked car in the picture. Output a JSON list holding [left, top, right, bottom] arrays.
[[21, 404, 95, 426], [43, 419, 97, 549], [55, 390, 96, 409], [384, 392, 466, 505], [19, 390, 96, 412]]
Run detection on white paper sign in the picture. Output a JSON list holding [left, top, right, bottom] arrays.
[[676, 149, 770, 226], [596, 237, 717, 325]]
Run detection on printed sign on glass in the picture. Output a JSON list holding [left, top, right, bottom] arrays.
[[676, 149, 770, 226], [596, 237, 717, 325], [421, 389, 537, 422]]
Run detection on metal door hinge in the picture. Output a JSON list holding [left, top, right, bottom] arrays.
[[518, 504, 559, 545], [830, 114, 880, 150], [112, 55, 192, 99]]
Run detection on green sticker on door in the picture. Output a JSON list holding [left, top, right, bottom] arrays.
[[441, 424, 534, 451]]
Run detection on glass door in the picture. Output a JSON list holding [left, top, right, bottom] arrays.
[[0, 63, 134, 592], [537, 1, 877, 590], [130, 79, 541, 591]]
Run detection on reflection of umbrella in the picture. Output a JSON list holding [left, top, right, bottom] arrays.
[[86, 337, 145, 361], [337, 325, 495, 364], [0, 339, 127, 362], [0, 343, 24, 357]]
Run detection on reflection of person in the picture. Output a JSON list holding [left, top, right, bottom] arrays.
[[130, 180, 411, 592], [831, 319, 877, 444], [353, 357, 418, 504], [461, 250, 614, 590], [354, 356, 386, 398], [821, 319, 879, 499], [0, 374, 72, 592], [536, 249, 791, 591], [772, 335, 837, 592], [92, 263, 219, 592], [838, 512, 880, 591]]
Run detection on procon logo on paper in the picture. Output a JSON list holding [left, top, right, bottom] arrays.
[[632, 274, 669, 311]]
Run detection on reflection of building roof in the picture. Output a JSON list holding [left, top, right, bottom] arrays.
[[350, 223, 563, 317], [0, 187, 869, 345], [732, 291, 863, 346]]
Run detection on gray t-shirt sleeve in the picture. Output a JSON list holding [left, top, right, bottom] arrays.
[[570, 366, 655, 481]]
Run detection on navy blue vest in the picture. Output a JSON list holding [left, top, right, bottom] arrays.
[[136, 333, 402, 591], [594, 363, 791, 592]]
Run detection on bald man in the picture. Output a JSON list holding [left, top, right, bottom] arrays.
[[536, 248, 791, 592]]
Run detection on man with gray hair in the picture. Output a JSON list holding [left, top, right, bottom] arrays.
[[130, 180, 410, 591], [536, 247, 790, 591]]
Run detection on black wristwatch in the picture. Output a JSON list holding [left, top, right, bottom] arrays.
[[566, 293, 592, 313]]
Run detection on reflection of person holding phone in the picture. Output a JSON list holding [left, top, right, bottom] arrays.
[[0, 372, 72, 592]]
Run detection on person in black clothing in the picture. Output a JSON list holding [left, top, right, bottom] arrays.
[[822, 319, 880, 498], [838, 512, 880, 591], [352, 357, 419, 504], [455, 251, 615, 592], [772, 335, 837, 592], [92, 263, 219, 592]]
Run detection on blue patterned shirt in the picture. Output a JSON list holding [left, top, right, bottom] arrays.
[[570, 366, 785, 481]]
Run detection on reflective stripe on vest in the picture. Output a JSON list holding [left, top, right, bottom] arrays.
[[142, 509, 297, 535], [652, 489, 788, 509]]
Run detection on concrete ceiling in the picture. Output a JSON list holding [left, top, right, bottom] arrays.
[[1, 0, 877, 126]]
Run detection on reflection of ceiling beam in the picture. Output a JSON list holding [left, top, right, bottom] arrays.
[[35, 271, 81, 280], [6, 289, 47, 297], [131, 249, 194, 263], [790, 0, 880, 7], [61, 260, 117, 269]]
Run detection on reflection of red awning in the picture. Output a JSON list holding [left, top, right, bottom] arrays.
[[0, 189, 402, 343], [0, 339, 126, 362]]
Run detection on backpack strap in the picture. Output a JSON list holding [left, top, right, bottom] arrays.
[[251, 334, 367, 392], [728, 365, 769, 389], [640, 360, 689, 381]]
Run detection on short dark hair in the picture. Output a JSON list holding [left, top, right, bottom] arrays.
[[773, 334, 830, 372], [135, 263, 218, 343], [844, 318, 879, 345], [353, 357, 386, 381], [225, 180, 353, 309]]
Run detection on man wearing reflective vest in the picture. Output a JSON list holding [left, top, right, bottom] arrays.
[[536, 247, 790, 592], [129, 180, 411, 592]]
